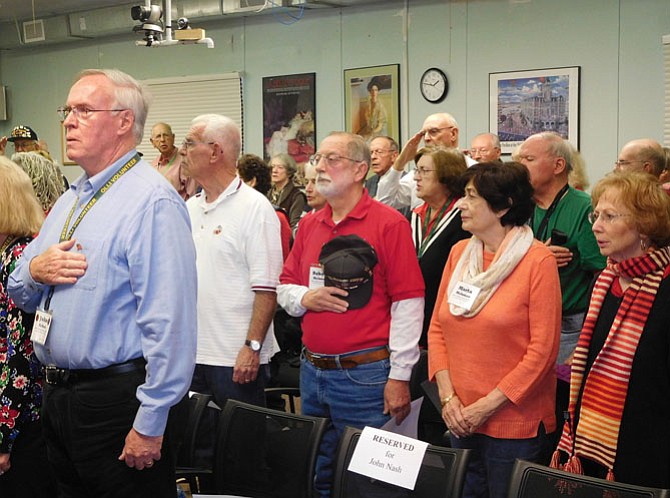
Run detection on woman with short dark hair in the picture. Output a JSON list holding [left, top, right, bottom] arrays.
[[428, 162, 561, 498]]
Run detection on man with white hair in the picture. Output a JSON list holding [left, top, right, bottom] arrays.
[[375, 112, 475, 210], [180, 114, 282, 409], [516, 132, 605, 457], [9, 69, 197, 496], [469, 132, 502, 163]]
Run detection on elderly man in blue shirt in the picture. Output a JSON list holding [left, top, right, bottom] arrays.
[[8, 68, 197, 497]]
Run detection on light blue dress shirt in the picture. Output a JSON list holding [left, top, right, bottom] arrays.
[[8, 150, 198, 436]]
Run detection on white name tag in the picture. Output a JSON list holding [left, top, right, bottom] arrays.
[[309, 264, 325, 289], [448, 281, 481, 311], [32, 309, 53, 346], [347, 426, 428, 490]]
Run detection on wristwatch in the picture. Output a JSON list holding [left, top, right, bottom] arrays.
[[245, 339, 262, 352]]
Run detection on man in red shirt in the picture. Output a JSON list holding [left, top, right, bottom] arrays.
[[277, 131, 425, 497]]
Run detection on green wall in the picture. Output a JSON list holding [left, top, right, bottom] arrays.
[[1, 0, 668, 184]]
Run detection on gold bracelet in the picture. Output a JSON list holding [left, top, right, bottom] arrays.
[[440, 392, 456, 407]]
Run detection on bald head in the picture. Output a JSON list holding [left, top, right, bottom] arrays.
[[421, 113, 459, 147], [616, 138, 664, 177], [470, 133, 501, 162]]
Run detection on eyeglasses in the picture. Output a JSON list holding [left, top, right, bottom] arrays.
[[424, 126, 453, 137], [470, 148, 495, 155], [309, 153, 362, 167], [613, 159, 643, 168], [57, 105, 126, 121], [181, 139, 215, 150], [415, 167, 436, 176], [587, 211, 632, 224], [370, 148, 394, 156]]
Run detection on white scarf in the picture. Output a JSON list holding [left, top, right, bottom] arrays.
[[448, 225, 534, 317]]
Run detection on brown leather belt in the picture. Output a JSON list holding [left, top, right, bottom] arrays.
[[303, 347, 390, 370]]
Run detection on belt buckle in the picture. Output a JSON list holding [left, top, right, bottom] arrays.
[[45, 366, 68, 385]]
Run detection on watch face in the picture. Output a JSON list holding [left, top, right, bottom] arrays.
[[246, 339, 262, 351], [421, 68, 448, 103]]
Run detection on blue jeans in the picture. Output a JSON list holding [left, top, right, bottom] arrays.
[[450, 425, 546, 498], [190, 363, 270, 408], [558, 311, 585, 364], [300, 354, 391, 497]]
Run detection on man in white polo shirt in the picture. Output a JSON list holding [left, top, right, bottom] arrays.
[[180, 113, 283, 408]]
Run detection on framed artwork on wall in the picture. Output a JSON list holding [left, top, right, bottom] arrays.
[[344, 64, 400, 144], [489, 66, 580, 154], [262, 72, 316, 169]]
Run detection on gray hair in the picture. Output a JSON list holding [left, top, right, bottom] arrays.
[[532, 132, 573, 172], [191, 114, 241, 161], [11, 151, 66, 212], [271, 153, 298, 178], [75, 69, 151, 144]]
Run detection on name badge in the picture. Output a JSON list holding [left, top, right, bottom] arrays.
[[309, 264, 325, 289], [32, 309, 53, 346], [447, 281, 481, 311]]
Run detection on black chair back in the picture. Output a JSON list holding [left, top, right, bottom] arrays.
[[214, 399, 328, 498], [331, 426, 471, 498], [508, 459, 670, 498]]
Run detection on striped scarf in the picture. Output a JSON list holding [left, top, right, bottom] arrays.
[[552, 246, 670, 480]]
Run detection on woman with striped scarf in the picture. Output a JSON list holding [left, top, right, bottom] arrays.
[[552, 171, 670, 488]]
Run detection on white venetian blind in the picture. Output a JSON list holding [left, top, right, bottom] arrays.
[[137, 72, 243, 161], [664, 35, 670, 146]]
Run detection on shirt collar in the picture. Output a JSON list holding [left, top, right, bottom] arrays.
[[316, 189, 371, 227], [71, 150, 138, 195], [196, 176, 243, 211]]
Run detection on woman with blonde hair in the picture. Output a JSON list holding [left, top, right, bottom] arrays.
[[553, 172, 670, 488], [0, 157, 55, 496]]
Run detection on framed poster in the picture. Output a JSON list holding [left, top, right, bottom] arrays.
[[344, 64, 400, 144], [262, 72, 316, 168], [489, 66, 580, 153]]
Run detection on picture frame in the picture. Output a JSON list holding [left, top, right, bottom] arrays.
[[262, 72, 316, 168], [60, 121, 76, 165], [489, 66, 580, 154], [344, 64, 400, 144]]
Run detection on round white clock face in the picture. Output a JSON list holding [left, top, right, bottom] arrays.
[[420, 68, 448, 103]]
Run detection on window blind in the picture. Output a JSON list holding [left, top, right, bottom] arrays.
[[137, 72, 243, 161]]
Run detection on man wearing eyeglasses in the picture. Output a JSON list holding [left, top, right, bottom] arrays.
[[178, 114, 282, 414], [375, 113, 475, 211], [278, 132, 424, 497], [149, 122, 198, 200], [515, 132, 605, 459], [614, 138, 665, 177], [8, 69, 197, 497], [0, 125, 41, 155], [468, 132, 502, 163], [365, 135, 399, 198]]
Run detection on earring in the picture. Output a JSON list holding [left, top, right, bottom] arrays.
[[640, 238, 649, 252]]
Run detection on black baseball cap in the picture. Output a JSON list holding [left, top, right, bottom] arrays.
[[8, 125, 38, 142], [319, 234, 378, 310]]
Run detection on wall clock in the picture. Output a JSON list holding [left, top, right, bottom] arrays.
[[420, 68, 448, 103]]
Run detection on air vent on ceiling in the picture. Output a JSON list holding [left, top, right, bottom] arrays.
[[23, 19, 46, 43]]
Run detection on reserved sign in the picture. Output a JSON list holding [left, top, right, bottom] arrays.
[[347, 426, 429, 490]]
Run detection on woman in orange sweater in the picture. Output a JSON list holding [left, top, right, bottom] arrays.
[[428, 162, 561, 498]]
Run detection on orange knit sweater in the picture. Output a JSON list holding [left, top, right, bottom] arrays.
[[428, 238, 561, 439]]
